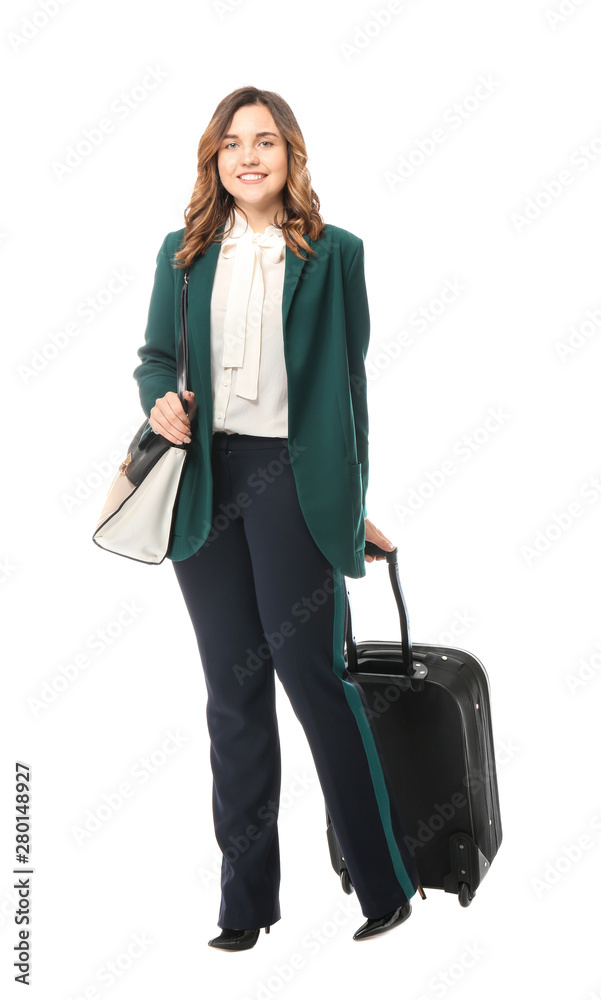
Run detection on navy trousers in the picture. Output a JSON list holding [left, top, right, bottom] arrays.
[[172, 431, 421, 928]]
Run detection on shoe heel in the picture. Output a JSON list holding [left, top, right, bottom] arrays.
[[265, 926, 270, 934], [417, 883, 427, 900]]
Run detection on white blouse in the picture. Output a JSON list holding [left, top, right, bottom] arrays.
[[210, 207, 288, 437]]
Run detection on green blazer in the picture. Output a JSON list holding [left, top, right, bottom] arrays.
[[133, 221, 370, 579]]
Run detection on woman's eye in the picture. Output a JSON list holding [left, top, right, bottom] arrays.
[[224, 140, 273, 149]]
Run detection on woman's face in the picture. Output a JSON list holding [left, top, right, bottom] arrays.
[[217, 104, 288, 221]]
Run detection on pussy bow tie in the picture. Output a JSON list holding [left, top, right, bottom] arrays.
[[220, 227, 286, 400]]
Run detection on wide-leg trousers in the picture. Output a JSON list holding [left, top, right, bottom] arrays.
[[172, 431, 421, 928]]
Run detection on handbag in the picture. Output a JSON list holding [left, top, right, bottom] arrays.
[[92, 268, 191, 564]]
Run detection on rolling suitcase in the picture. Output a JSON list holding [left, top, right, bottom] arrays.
[[326, 540, 502, 906]]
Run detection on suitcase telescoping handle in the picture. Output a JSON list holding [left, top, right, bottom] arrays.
[[345, 541, 415, 676]]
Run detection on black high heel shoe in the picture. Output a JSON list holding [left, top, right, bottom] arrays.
[[208, 925, 270, 951], [353, 901, 412, 940], [353, 884, 426, 941]]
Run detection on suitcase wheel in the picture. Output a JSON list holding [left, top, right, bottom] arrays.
[[340, 868, 354, 895], [458, 882, 475, 907]]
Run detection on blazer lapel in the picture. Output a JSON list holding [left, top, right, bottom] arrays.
[[187, 235, 220, 395], [282, 239, 308, 334]]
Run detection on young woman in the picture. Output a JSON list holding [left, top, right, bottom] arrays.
[[133, 86, 424, 949]]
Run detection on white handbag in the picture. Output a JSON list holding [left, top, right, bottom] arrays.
[[92, 269, 191, 564]]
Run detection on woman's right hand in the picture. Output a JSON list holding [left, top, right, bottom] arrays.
[[149, 390, 196, 445]]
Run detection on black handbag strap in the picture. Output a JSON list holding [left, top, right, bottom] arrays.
[[344, 541, 415, 676], [176, 269, 191, 414]]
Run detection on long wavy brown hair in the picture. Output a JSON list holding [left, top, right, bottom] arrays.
[[173, 87, 325, 268]]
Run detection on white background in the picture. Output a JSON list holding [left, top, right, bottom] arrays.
[[3, 0, 601, 997]]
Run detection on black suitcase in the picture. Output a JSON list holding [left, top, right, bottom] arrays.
[[326, 541, 502, 906]]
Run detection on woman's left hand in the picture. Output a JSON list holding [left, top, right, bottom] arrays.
[[364, 517, 396, 563]]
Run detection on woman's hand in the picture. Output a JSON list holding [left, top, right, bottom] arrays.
[[364, 516, 396, 563], [149, 390, 197, 445]]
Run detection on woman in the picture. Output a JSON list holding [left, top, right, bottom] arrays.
[[133, 86, 424, 949]]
